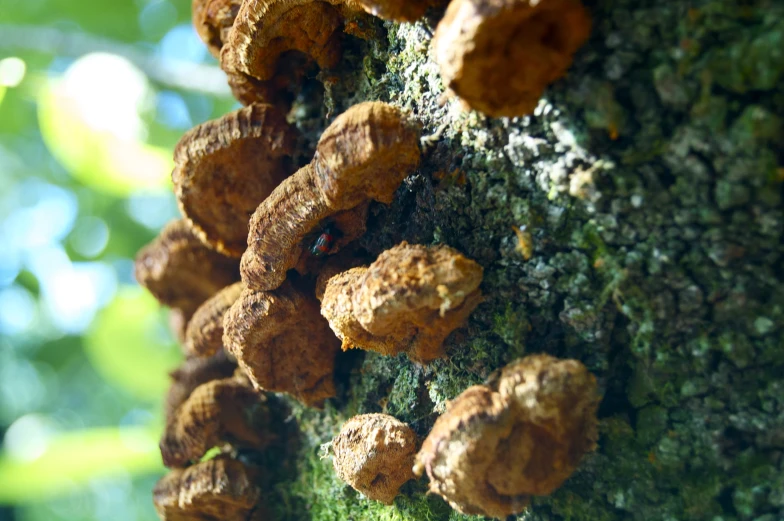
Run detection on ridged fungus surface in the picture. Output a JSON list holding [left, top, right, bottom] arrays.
[[173, 104, 298, 257], [163, 350, 237, 424], [153, 455, 264, 520], [184, 282, 245, 358], [134, 219, 239, 318], [356, 0, 443, 21], [433, 0, 591, 117], [332, 413, 418, 504], [413, 354, 599, 518], [160, 370, 271, 468], [320, 242, 483, 363], [219, 0, 367, 105], [222, 280, 341, 406], [241, 101, 421, 292], [191, 0, 242, 58]]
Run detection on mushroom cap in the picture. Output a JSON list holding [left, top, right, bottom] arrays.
[[153, 456, 263, 521], [164, 350, 237, 424], [222, 281, 340, 406], [192, 0, 242, 58], [320, 242, 483, 362], [134, 219, 240, 317], [433, 0, 591, 117], [161, 373, 270, 468], [184, 282, 245, 358], [313, 101, 421, 208], [321, 267, 397, 354], [356, 0, 442, 21], [241, 102, 421, 292], [173, 104, 298, 257], [352, 242, 483, 334], [414, 354, 599, 518], [220, 0, 365, 104], [332, 413, 418, 504]]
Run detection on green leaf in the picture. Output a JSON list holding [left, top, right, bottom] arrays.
[[85, 286, 182, 402], [0, 426, 162, 504], [37, 72, 173, 196]]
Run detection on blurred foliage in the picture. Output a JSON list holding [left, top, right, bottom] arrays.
[[0, 0, 237, 519]]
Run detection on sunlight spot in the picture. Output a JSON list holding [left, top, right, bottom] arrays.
[[3, 414, 57, 462], [0, 57, 27, 87]]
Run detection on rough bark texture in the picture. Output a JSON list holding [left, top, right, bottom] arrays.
[[235, 1, 784, 520]]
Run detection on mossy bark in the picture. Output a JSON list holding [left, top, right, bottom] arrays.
[[265, 1, 784, 519]]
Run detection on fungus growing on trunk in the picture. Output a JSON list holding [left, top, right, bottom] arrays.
[[356, 0, 444, 21], [173, 104, 299, 257], [241, 101, 421, 292], [433, 0, 591, 117], [220, 0, 368, 105], [332, 413, 418, 504], [184, 282, 244, 358], [153, 455, 264, 520], [161, 370, 271, 468], [320, 242, 483, 363], [192, 0, 242, 58], [163, 350, 237, 424], [135, 219, 239, 318], [413, 354, 599, 518], [222, 280, 341, 406]]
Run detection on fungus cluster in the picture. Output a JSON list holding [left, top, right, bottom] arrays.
[[135, 0, 597, 517], [414, 354, 600, 518]]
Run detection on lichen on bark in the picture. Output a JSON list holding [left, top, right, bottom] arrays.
[[190, 0, 784, 520]]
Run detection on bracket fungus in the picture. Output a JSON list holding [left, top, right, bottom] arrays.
[[222, 280, 341, 406], [164, 350, 237, 424], [356, 0, 443, 21], [241, 101, 421, 292], [135, 219, 240, 318], [153, 455, 264, 521], [433, 0, 591, 117], [320, 242, 483, 363], [332, 413, 418, 504], [192, 0, 242, 58], [173, 104, 299, 257], [161, 371, 271, 468], [184, 282, 244, 358], [220, 0, 368, 105], [413, 354, 599, 518]]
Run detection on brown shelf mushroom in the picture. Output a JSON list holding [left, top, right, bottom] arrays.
[[433, 0, 591, 117], [135, 219, 240, 318], [241, 101, 421, 292], [332, 413, 418, 504], [413, 354, 599, 519], [320, 242, 483, 363], [184, 282, 244, 358], [356, 0, 445, 21], [161, 371, 271, 468], [173, 104, 299, 257], [222, 280, 341, 406], [192, 0, 242, 58], [153, 455, 264, 521], [219, 0, 368, 105], [164, 350, 237, 424]]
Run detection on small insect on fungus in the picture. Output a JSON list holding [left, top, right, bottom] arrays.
[[310, 226, 336, 257], [512, 225, 533, 260]]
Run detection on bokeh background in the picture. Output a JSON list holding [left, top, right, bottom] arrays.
[[0, 1, 238, 519]]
